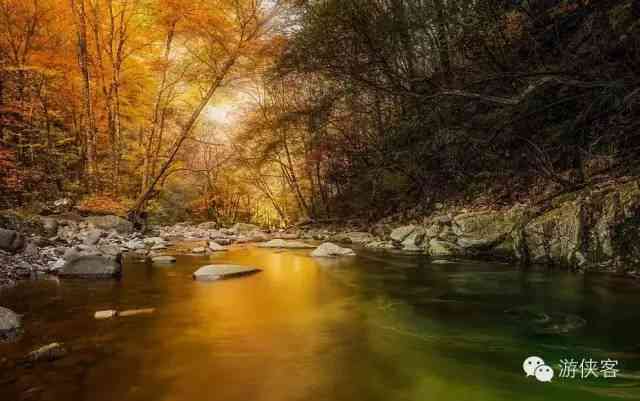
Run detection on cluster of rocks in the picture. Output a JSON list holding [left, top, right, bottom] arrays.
[[304, 180, 640, 273]]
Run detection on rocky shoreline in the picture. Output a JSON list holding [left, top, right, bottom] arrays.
[[1, 180, 639, 291]]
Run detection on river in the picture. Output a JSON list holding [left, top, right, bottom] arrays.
[[1, 245, 639, 400]]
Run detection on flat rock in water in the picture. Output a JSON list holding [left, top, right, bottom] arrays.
[[27, 342, 67, 362], [193, 264, 261, 281], [94, 310, 117, 319], [311, 242, 356, 257], [152, 256, 176, 265], [258, 239, 315, 249], [208, 242, 228, 252], [59, 255, 122, 278]]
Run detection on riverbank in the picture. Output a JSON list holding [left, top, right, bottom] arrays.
[[1, 178, 639, 289]]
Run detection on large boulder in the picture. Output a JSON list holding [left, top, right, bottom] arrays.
[[453, 208, 524, 251], [0, 306, 21, 341], [523, 201, 582, 266], [59, 255, 122, 278], [258, 239, 315, 249], [0, 228, 24, 252], [193, 264, 261, 281], [311, 242, 356, 257], [85, 215, 133, 234]]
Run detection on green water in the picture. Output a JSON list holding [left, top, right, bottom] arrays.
[[1, 246, 639, 401]]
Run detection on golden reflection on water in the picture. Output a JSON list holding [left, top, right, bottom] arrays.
[[143, 248, 358, 401]]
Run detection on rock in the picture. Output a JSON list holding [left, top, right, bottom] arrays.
[[143, 237, 165, 246], [208, 242, 228, 252], [453, 208, 524, 252], [428, 239, 464, 257], [0, 228, 24, 252], [0, 307, 21, 341], [231, 223, 260, 234], [118, 308, 155, 317], [193, 264, 261, 281], [332, 232, 375, 245], [97, 244, 122, 257], [152, 256, 176, 265], [59, 255, 122, 278], [52, 198, 72, 213], [151, 244, 167, 250], [40, 217, 59, 237], [524, 201, 582, 266], [248, 231, 271, 242], [124, 239, 145, 250], [27, 343, 67, 362], [424, 223, 441, 238], [198, 221, 218, 230], [85, 215, 133, 234], [213, 238, 233, 246], [48, 258, 65, 272], [365, 241, 396, 250], [258, 239, 315, 249], [94, 310, 117, 319], [191, 247, 206, 253], [81, 229, 104, 245], [311, 242, 356, 257], [390, 225, 416, 243], [23, 241, 39, 257], [401, 227, 426, 248], [63, 245, 101, 261]]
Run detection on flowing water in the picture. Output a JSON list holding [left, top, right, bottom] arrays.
[[1, 245, 640, 401]]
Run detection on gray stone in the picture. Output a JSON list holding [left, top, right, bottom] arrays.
[[85, 215, 133, 234], [0, 228, 23, 252], [59, 255, 122, 278], [0, 307, 21, 340], [428, 239, 464, 257], [81, 229, 104, 245], [311, 242, 356, 257], [40, 217, 59, 237], [193, 264, 261, 281], [390, 225, 416, 242], [401, 227, 426, 248]]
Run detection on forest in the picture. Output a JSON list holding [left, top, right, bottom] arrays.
[[1, 0, 639, 227], [3, 2, 640, 400]]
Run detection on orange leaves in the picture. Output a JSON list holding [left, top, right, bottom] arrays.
[[76, 195, 131, 216]]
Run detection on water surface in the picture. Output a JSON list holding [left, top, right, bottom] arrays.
[[1, 246, 639, 400]]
